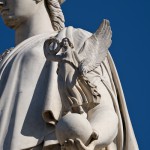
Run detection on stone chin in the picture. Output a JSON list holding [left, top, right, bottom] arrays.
[[1, 10, 25, 29]]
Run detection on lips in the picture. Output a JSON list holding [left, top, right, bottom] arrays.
[[0, 3, 26, 29]]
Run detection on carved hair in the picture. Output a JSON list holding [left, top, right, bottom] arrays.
[[61, 38, 74, 49], [45, 0, 65, 31]]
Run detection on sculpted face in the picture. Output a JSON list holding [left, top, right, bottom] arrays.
[[0, 0, 41, 29], [62, 38, 70, 48]]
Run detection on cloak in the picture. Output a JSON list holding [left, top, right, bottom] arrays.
[[0, 27, 138, 150]]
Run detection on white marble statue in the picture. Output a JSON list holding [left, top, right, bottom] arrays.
[[44, 20, 111, 116], [0, 0, 139, 150]]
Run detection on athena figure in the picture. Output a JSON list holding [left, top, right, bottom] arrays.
[[0, 0, 138, 149]]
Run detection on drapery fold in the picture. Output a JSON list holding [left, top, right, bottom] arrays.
[[0, 27, 138, 149]]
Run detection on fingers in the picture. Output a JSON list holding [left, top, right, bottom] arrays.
[[63, 138, 95, 150], [91, 131, 99, 140], [75, 138, 87, 150], [61, 145, 66, 150], [62, 139, 77, 150], [68, 139, 74, 145], [62, 140, 71, 150]]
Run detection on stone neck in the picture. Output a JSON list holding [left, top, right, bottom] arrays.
[[15, 4, 55, 45]]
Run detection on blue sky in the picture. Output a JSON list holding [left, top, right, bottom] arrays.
[[0, 0, 150, 149]]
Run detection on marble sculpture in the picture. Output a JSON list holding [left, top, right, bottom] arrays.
[[0, 0, 139, 149]]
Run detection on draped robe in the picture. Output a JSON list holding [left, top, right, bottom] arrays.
[[0, 27, 138, 150]]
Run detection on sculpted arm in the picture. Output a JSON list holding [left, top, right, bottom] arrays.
[[44, 38, 64, 62], [46, 53, 63, 62], [63, 77, 119, 150], [87, 81, 118, 149]]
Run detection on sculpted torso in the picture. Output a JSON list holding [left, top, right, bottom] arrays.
[[0, 0, 138, 150]]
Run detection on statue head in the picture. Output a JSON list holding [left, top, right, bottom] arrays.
[[61, 37, 74, 49], [0, 0, 65, 31]]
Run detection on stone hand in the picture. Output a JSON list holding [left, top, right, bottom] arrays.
[[61, 139, 95, 150], [61, 131, 98, 150]]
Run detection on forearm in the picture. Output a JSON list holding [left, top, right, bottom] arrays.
[[46, 54, 63, 62], [88, 104, 118, 149]]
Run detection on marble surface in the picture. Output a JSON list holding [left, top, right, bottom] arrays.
[[0, 0, 139, 149]]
